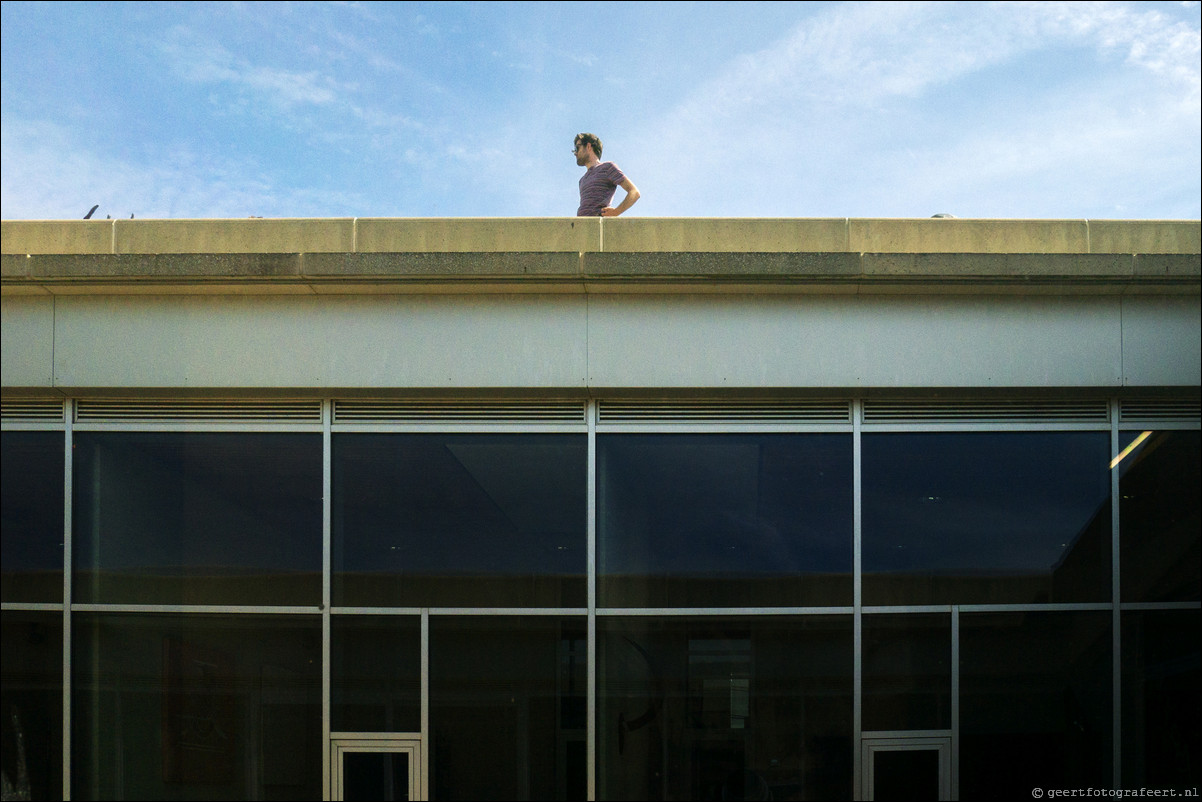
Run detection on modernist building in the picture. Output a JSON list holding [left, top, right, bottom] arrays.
[[1, 216, 1199, 801]]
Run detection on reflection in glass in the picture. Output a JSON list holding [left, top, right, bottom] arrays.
[[599, 616, 853, 801], [332, 616, 421, 733], [430, 617, 586, 801], [960, 611, 1111, 798], [72, 613, 322, 801], [72, 433, 322, 605], [862, 614, 951, 732], [863, 433, 1111, 605], [1, 432, 64, 603], [598, 435, 853, 607], [1, 612, 63, 801], [1121, 610, 1201, 788], [1118, 430, 1201, 602], [334, 435, 586, 607]]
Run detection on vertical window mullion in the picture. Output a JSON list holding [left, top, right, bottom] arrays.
[[1110, 398, 1122, 789], [587, 399, 597, 802], [852, 398, 864, 800], [62, 398, 73, 801]]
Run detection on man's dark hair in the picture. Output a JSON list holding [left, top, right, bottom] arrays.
[[575, 132, 602, 158]]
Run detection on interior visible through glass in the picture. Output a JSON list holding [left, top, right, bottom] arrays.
[[599, 615, 853, 801], [71, 612, 322, 801]]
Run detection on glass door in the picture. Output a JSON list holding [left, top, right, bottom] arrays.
[[861, 733, 951, 801], [331, 735, 423, 801]]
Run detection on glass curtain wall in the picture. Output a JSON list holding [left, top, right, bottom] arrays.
[[1, 399, 1199, 801]]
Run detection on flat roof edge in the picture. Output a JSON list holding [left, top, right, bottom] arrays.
[[2, 218, 1199, 256]]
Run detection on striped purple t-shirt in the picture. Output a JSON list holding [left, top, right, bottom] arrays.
[[577, 162, 626, 216]]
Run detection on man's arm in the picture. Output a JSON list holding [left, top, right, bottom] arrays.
[[601, 177, 641, 217]]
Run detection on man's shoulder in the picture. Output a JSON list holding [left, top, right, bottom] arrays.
[[599, 161, 625, 179]]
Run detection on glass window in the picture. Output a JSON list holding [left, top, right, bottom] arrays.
[[1, 432, 64, 603], [1121, 610, 1201, 788], [598, 435, 853, 607], [1118, 430, 1201, 602], [1, 611, 63, 801], [333, 434, 586, 608], [71, 613, 322, 801], [331, 615, 421, 734], [862, 432, 1112, 605], [598, 616, 853, 801], [862, 613, 951, 732], [959, 611, 1111, 797], [72, 433, 322, 606], [429, 616, 586, 801]]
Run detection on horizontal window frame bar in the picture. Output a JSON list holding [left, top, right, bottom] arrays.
[[68, 603, 323, 615], [596, 606, 855, 616]]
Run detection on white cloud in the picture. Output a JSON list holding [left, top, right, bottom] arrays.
[[632, 1, 1200, 217], [162, 26, 349, 110], [0, 119, 363, 219]]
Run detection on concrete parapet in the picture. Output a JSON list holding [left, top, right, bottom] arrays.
[[302, 252, 580, 277], [1087, 220, 1202, 254], [111, 218, 355, 254], [861, 252, 1135, 278], [600, 218, 849, 252], [1, 220, 113, 254], [4, 217, 1199, 257], [586, 252, 861, 278], [849, 218, 1091, 254], [355, 217, 599, 253]]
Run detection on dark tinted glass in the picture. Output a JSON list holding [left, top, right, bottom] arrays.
[[1, 432, 64, 603], [863, 432, 1111, 605], [344, 752, 410, 801], [1, 611, 63, 801], [862, 614, 951, 732], [1121, 610, 1201, 788], [873, 749, 940, 801], [598, 435, 853, 607], [72, 613, 322, 801], [332, 616, 421, 733], [959, 611, 1111, 798], [598, 616, 853, 801], [429, 617, 586, 801], [72, 433, 322, 605], [1118, 430, 1201, 602], [333, 434, 586, 607]]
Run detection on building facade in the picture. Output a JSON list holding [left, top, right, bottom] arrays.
[[2, 217, 1199, 800]]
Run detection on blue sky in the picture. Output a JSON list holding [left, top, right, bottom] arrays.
[[2, 1, 1199, 220]]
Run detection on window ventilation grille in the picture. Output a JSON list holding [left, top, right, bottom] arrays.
[[863, 399, 1110, 423], [1120, 399, 1201, 423], [597, 400, 851, 424], [75, 399, 322, 422], [1, 399, 65, 422], [334, 400, 586, 423]]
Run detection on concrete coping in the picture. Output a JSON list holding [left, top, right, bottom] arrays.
[[2, 217, 1200, 256]]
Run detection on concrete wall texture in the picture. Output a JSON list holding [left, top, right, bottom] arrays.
[[2, 217, 1199, 394]]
